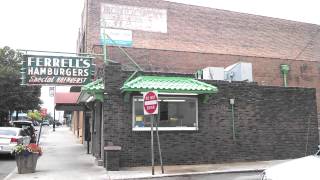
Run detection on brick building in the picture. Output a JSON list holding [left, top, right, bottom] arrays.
[[77, 0, 320, 168], [102, 63, 318, 167], [78, 0, 320, 116]]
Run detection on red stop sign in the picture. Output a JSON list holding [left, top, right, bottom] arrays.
[[143, 91, 158, 115]]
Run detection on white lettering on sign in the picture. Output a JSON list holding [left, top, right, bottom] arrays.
[[27, 67, 89, 77], [23, 55, 93, 85], [144, 100, 157, 106], [27, 56, 91, 68], [101, 3, 167, 33], [28, 76, 88, 84]]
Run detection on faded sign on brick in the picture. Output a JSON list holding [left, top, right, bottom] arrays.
[[101, 3, 167, 33]]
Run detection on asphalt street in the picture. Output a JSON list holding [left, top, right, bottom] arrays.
[[0, 125, 50, 180], [0, 154, 16, 180]]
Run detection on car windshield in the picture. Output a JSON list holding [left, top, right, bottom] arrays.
[[0, 129, 17, 136], [13, 123, 32, 128]]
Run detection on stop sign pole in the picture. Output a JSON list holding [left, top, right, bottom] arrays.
[[143, 91, 164, 175]]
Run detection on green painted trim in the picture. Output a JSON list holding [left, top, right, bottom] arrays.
[[124, 71, 140, 84]]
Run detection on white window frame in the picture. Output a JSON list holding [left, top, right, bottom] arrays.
[[132, 95, 198, 131]]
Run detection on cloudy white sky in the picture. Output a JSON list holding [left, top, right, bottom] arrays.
[[0, 0, 319, 115], [0, 0, 319, 52]]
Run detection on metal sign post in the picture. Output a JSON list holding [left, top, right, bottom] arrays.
[[151, 115, 155, 175], [143, 91, 164, 175], [155, 115, 164, 174], [143, 91, 157, 175], [37, 120, 43, 145]]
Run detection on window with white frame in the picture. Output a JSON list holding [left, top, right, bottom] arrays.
[[132, 96, 198, 131]]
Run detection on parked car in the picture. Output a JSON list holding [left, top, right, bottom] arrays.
[[55, 121, 62, 126], [12, 120, 37, 143], [261, 146, 320, 180], [0, 127, 31, 155], [32, 121, 40, 126]]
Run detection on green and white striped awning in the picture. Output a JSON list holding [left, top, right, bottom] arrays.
[[78, 79, 104, 102], [121, 76, 218, 94]]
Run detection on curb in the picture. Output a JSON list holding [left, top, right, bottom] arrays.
[[110, 168, 265, 180]]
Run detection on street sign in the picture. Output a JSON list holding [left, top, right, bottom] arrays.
[[143, 91, 158, 115]]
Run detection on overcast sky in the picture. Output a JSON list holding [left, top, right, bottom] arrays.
[[0, 0, 319, 115], [0, 0, 319, 52]]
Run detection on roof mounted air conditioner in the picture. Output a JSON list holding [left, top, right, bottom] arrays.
[[224, 62, 253, 82], [202, 67, 224, 80]]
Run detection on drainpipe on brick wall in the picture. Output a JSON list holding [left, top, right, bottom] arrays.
[[280, 64, 290, 87], [230, 99, 236, 141]]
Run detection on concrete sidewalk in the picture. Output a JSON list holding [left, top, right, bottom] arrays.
[[5, 127, 288, 180], [6, 127, 106, 180]]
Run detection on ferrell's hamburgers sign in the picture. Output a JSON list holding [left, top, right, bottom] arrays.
[[21, 54, 94, 85]]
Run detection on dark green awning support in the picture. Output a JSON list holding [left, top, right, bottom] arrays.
[[123, 92, 131, 103], [201, 94, 211, 103], [121, 75, 218, 94], [124, 71, 141, 84], [95, 93, 104, 102], [81, 79, 105, 102]]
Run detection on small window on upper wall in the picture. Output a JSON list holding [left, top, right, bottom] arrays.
[[132, 96, 198, 131]]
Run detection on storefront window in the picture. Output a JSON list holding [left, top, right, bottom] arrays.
[[132, 96, 198, 131]]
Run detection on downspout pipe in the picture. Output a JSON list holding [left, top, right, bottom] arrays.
[[280, 64, 290, 87], [230, 99, 236, 141]]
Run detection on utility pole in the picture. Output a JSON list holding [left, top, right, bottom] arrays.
[[53, 86, 56, 132]]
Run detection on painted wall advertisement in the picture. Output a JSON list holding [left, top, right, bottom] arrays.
[[100, 3, 167, 47], [101, 3, 167, 33], [21, 55, 93, 85]]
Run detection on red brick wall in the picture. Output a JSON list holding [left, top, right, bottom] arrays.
[[81, 0, 320, 113], [85, 0, 320, 61], [105, 47, 320, 111]]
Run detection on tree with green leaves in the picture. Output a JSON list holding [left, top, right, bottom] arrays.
[[27, 110, 42, 121], [0, 46, 42, 123]]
